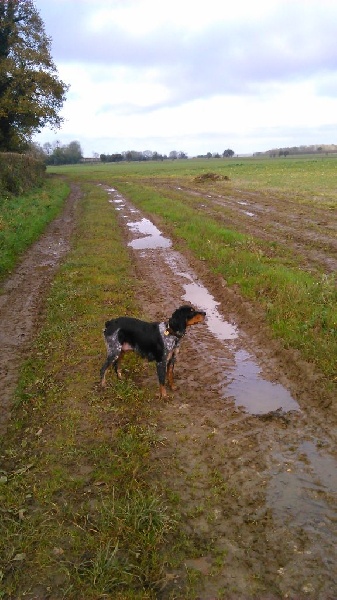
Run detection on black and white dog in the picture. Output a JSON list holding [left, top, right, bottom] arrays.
[[100, 305, 206, 397]]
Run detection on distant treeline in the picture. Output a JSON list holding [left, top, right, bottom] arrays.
[[36, 141, 236, 165], [100, 149, 235, 162], [42, 141, 83, 165], [255, 144, 337, 157], [100, 150, 188, 162]]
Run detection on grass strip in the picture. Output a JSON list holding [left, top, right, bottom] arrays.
[[115, 182, 337, 385], [0, 183, 176, 599], [0, 176, 70, 282]]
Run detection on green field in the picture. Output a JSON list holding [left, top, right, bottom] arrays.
[[49, 155, 337, 206]]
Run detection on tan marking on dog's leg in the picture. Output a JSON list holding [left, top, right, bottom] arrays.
[[167, 364, 176, 390], [116, 350, 125, 380], [159, 384, 167, 398]]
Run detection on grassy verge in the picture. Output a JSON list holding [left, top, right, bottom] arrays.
[[0, 183, 177, 598], [0, 175, 70, 283], [115, 182, 337, 386]]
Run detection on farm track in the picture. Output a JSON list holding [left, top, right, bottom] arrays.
[[1, 180, 337, 598], [107, 186, 337, 599], [0, 183, 81, 434]]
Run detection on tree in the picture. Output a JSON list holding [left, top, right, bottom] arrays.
[[0, 0, 68, 152], [42, 140, 83, 165], [223, 149, 234, 157]]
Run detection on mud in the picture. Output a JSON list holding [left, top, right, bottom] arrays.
[[0, 182, 80, 434], [106, 187, 337, 599], [1, 181, 337, 599]]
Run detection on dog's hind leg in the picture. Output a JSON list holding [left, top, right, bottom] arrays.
[[100, 353, 118, 387], [114, 349, 126, 380]]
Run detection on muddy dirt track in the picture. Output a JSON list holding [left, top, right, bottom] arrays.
[[0, 184, 81, 435], [1, 182, 337, 599]]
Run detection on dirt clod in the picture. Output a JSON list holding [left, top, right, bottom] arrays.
[[194, 172, 230, 182]]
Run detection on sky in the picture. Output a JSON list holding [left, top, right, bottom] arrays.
[[33, 0, 337, 158]]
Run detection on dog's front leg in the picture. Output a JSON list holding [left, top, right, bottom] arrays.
[[156, 360, 167, 398], [166, 352, 177, 391]]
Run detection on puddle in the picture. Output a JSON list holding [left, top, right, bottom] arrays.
[[224, 349, 299, 414], [268, 442, 337, 536], [127, 218, 171, 250], [183, 282, 237, 341]]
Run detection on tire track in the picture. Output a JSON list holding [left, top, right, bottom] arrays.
[[106, 186, 337, 599]]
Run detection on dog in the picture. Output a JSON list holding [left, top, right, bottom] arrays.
[[100, 305, 206, 397]]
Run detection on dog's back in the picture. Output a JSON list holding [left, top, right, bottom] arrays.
[[104, 316, 164, 362]]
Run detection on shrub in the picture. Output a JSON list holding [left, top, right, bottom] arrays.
[[0, 153, 46, 196]]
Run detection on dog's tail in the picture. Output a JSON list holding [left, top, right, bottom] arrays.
[[103, 318, 120, 337]]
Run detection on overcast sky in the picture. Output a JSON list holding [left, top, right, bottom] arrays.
[[34, 0, 337, 157]]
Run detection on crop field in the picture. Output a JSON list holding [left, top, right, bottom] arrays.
[[1, 156, 337, 599]]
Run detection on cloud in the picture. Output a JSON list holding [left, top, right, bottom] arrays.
[[34, 0, 337, 155]]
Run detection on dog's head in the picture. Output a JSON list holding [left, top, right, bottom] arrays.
[[168, 305, 206, 337]]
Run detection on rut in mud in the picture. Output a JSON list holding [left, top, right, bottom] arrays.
[[0, 183, 80, 434], [106, 186, 337, 599]]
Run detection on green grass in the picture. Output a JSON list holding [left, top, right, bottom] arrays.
[[0, 175, 70, 282], [0, 183, 177, 598]]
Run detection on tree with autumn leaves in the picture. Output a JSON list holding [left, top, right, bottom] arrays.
[[0, 0, 68, 152]]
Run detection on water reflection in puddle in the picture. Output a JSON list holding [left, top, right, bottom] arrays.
[[127, 218, 171, 250], [183, 282, 238, 341], [225, 349, 299, 414], [268, 441, 337, 534]]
